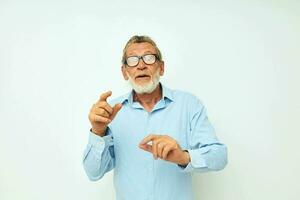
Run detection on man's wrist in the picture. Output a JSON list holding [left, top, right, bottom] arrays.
[[90, 127, 106, 137], [178, 150, 190, 166]]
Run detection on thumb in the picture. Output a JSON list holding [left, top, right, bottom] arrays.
[[110, 103, 122, 120]]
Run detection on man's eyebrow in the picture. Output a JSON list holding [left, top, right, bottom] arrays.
[[127, 51, 155, 56], [144, 51, 156, 54]]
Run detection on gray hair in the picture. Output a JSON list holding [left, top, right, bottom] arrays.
[[122, 35, 163, 64]]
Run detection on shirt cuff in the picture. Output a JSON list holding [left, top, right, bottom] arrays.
[[88, 130, 113, 150], [178, 148, 209, 173]]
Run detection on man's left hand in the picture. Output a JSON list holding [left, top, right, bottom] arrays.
[[139, 134, 190, 165]]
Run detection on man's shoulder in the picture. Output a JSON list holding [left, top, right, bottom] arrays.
[[168, 87, 206, 114], [172, 88, 197, 99], [169, 87, 203, 105]]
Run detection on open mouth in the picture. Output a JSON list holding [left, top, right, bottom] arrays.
[[135, 74, 151, 80]]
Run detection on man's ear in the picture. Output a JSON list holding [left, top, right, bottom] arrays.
[[121, 65, 129, 80], [159, 61, 165, 76]]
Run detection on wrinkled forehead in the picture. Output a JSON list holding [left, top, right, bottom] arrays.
[[126, 42, 157, 57]]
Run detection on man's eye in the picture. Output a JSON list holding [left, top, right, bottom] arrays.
[[128, 57, 138, 62], [144, 55, 153, 60]]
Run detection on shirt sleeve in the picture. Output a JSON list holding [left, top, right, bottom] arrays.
[[82, 128, 115, 181], [178, 98, 228, 173]]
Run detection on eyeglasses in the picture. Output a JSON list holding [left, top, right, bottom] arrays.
[[125, 54, 157, 67]]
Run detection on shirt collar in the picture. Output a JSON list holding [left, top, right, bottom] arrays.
[[161, 84, 174, 102]]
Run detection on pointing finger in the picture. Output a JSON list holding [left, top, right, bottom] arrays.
[[139, 134, 157, 146], [99, 91, 112, 102], [139, 144, 152, 153]]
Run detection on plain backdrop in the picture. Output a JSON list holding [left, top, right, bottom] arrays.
[[0, 1, 299, 200]]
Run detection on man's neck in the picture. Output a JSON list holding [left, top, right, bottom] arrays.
[[133, 84, 162, 112]]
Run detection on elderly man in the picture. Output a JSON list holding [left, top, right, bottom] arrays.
[[83, 35, 227, 200]]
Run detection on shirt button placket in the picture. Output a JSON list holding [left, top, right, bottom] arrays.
[[146, 112, 155, 200]]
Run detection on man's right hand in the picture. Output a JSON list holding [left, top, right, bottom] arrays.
[[88, 91, 122, 136]]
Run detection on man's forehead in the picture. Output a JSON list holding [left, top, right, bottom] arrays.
[[126, 42, 156, 56]]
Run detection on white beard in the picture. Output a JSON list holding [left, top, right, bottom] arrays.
[[127, 69, 161, 94]]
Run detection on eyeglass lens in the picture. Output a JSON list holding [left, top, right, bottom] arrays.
[[126, 54, 156, 67]]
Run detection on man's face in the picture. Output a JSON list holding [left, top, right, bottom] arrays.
[[122, 42, 164, 94]]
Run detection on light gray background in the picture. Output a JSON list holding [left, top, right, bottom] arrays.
[[0, 1, 299, 200]]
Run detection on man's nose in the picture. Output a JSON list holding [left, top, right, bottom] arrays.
[[136, 59, 147, 70]]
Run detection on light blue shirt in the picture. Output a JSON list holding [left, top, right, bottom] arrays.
[[83, 84, 227, 200]]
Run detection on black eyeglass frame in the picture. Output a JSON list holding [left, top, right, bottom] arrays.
[[124, 54, 159, 67]]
